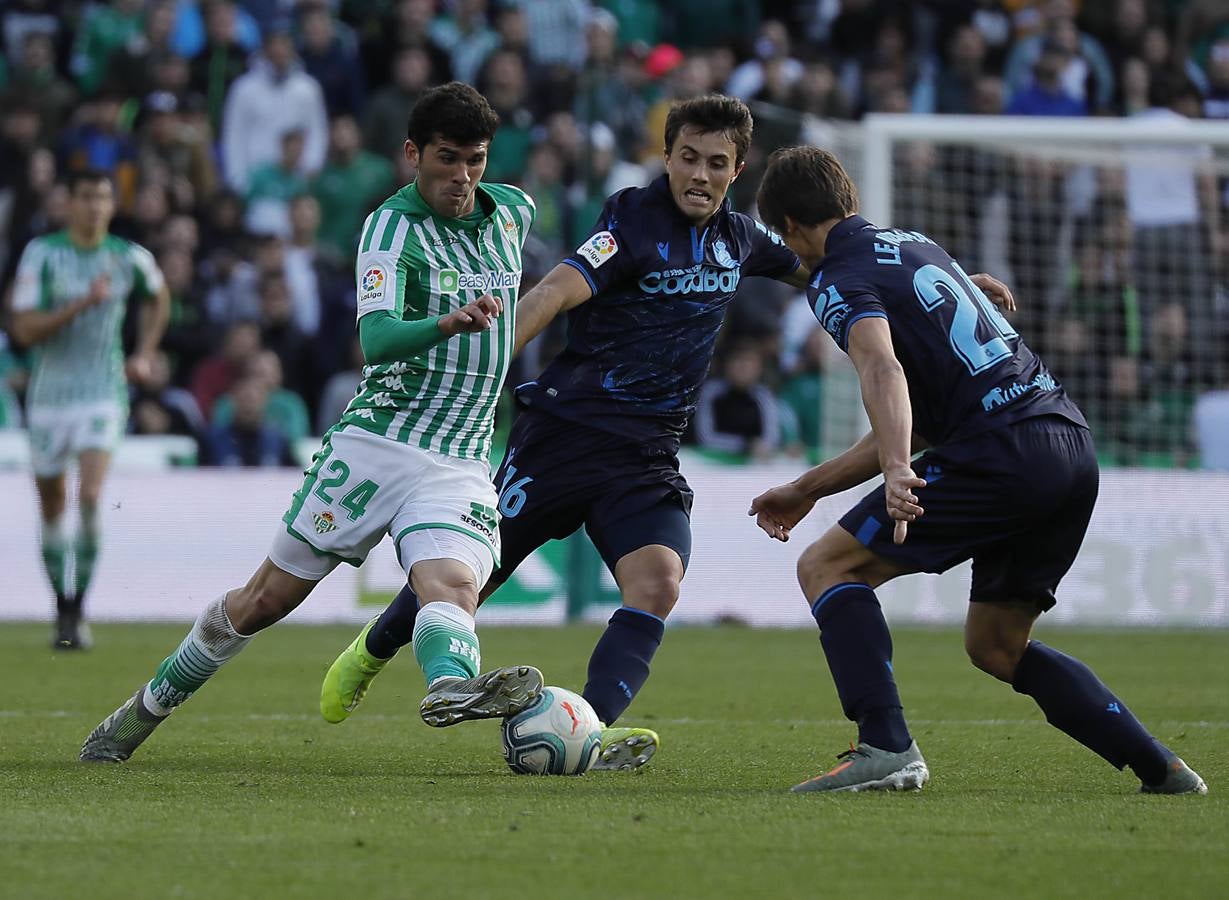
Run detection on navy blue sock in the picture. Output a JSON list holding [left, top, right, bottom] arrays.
[[812, 583, 912, 753], [582, 607, 665, 725], [1012, 641, 1170, 784], [364, 584, 420, 660]]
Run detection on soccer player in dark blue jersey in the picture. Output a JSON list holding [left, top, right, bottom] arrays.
[[749, 146, 1207, 795]]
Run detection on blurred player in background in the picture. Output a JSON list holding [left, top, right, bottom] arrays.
[[749, 146, 1206, 795], [8, 169, 169, 649], [320, 94, 1017, 771], [80, 83, 542, 762]]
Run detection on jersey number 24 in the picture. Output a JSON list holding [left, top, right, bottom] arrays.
[[913, 261, 1018, 375]]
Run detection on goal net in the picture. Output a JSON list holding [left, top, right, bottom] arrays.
[[811, 113, 1229, 469]]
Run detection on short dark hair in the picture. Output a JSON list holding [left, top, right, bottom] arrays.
[[756, 146, 858, 233], [664, 94, 753, 166], [67, 168, 113, 195], [407, 81, 500, 150]]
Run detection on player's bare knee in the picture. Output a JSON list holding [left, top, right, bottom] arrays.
[[411, 563, 480, 614], [964, 636, 1023, 683], [621, 573, 680, 619], [796, 540, 851, 599]]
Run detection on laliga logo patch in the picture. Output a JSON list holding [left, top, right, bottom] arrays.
[[359, 266, 385, 303], [578, 230, 618, 268]]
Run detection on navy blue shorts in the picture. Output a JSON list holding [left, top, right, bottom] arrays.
[[489, 411, 694, 585], [839, 416, 1098, 610]]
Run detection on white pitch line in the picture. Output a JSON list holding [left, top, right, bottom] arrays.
[[2, 710, 1227, 728]]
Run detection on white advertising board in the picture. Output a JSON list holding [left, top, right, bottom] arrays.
[[1, 459, 1226, 626]]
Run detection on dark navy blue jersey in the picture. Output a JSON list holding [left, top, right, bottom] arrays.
[[810, 215, 1086, 446], [515, 175, 800, 450]]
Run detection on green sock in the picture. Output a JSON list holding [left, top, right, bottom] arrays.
[[144, 595, 251, 715], [40, 517, 68, 598], [73, 504, 99, 599], [412, 601, 480, 687]]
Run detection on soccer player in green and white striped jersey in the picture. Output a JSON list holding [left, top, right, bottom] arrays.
[[9, 169, 170, 650], [81, 83, 544, 762]]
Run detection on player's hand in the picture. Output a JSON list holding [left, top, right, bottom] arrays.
[[125, 351, 156, 385], [970, 272, 1015, 314], [82, 274, 111, 310], [748, 481, 815, 542], [884, 464, 927, 545], [438, 294, 503, 336]]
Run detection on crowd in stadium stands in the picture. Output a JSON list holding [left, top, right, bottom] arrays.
[[0, 0, 1226, 468]]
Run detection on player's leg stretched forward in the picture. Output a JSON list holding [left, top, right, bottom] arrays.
[[790, 526, 930, 794], [322, 527, 677, 771]]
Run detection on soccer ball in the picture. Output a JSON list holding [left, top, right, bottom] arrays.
[[501, 686, 603, 775]]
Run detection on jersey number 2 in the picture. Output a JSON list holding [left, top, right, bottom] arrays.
[[913, 262, 1017, 375]]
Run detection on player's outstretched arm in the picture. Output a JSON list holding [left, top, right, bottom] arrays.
[[513, 262, 593, 356], [847, 317, 926, 544]]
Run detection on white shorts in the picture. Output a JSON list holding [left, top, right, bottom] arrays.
[[27, 402, 126, 477], [270, 425, 501, 585]]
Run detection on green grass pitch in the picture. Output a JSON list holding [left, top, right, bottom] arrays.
[[1, 623, 1225, 899]]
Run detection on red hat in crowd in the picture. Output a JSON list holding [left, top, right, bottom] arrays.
[[644, 43, 684, 79]]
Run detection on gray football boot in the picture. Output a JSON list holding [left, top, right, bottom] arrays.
[[1140, 756, 1208, 795], [791, 740, 930, 793], [80, 688, 167, 762], [419, 665, 544, 727]]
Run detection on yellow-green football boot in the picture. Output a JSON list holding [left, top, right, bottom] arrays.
[[591, 725, 659, 771], [321, 618, 391, 724]]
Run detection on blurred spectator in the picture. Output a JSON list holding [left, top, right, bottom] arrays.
[[521, 142, 569, 258], [221, 27, 329, 193], [203, 374, 296, 466], [58, 92, 140, 210], [108, 0, 178, 98], [128, 349, 207, 440], [1003, 0, 1114, 112], [2, 0, 59, 64], [361, 0, 451, 92], [72, 0, 146, 96], [10, 31, 77, 139], [157, 246, 216, 384], [316, 335, 364, 435], [211, 349, 310, 443], [693, 341, 782, 460], [787, 61, 852, 119], [641, 52, 713, 167], [567, 122, 646, 244], [298, 2, 366, 117], [314, 115, 396, 260], [662, 0, 758, 51], [363, 46, 433, 161], [284, 194, 328, 337], [191, 0, 256, 133], [1118, 56, 1150, 116], [492, 4, 530, 58], [1005, 36, 1087, 116], [574, 11, 649, 163], [0, 100, 50, 272], [601, 0, 659, 49], [778, 326, 826, 454], [922, 22, 988, 115], [1125, 74, 1220, 385], [245, 129, 311, 237], [191, 319, 262, 418], [1202, 37, 1229, 119], [1139, 302, 1197, 463], [727, 20, 802, 101], [480, 50, 535, 184], [256, 269, 312, 399], [523, 0, 591, 72], [137, 91, 218, 212], [430, 0, 500, 86]]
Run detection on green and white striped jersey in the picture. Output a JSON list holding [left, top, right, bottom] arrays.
[[339, 181, 535, 461], [11, 231, 163, 410]]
